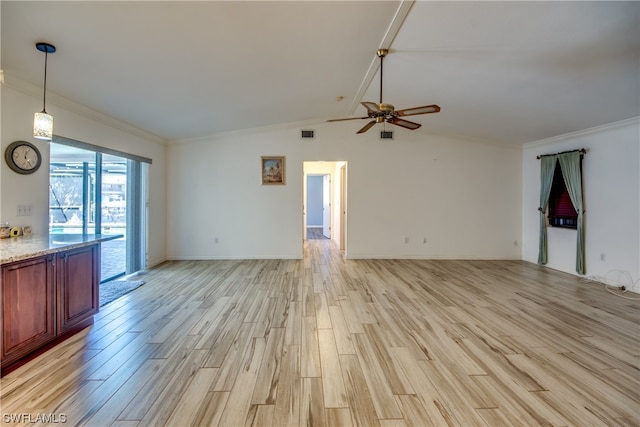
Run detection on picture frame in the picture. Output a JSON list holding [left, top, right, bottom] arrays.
[[261, 156, 286, 185]]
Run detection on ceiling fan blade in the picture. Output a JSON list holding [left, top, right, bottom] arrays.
[[388, 117, 422, 130], [357, 120, 377, 134], [361, 101, 381, 113], [396, 105, 441, 116], [327, 116, 370, 122]]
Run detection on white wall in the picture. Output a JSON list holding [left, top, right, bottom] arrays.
[[167, 121, 522, 260], [1, 84, 168, 267], [522, 118, 640, 291]]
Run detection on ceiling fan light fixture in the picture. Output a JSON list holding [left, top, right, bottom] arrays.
[[327, 48, 440, 134], [33, 42, 56, 141]]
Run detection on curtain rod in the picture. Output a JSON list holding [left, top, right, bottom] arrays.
[[537, 148, 586, 159]]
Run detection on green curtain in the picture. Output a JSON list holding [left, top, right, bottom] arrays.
[[558, 152, 585, 274], [538, 155, 557, 265]]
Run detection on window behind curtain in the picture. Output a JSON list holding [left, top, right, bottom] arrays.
[[548, 162, 578, 229]]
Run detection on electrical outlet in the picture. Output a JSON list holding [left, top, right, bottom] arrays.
[[404, 237, 409, 244], [423, 237, 428, 244], [600, 253, 606, 262]]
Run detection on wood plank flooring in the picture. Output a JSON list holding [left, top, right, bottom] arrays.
[[1, 239, 638, 426]]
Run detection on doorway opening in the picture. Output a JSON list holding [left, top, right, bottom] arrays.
[[306, 174, 330, 240], [303, 161, 347, 253]]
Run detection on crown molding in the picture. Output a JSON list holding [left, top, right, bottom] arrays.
[[523, 117, 640, 149], [4, 73, 168, 145]]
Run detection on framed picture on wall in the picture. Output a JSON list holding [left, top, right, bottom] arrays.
[[261, 156, 286, 185]]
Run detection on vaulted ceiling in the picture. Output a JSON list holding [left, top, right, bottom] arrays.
[[2, 1, 639, 145]]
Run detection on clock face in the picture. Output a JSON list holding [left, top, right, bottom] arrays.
[[5, 141, 42, 174], [12, 145, 38, 170]]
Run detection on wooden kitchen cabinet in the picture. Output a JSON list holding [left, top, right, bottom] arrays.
[[1, 255, 56, 366], [57, 244, 99, 334], [1, 243, 99, 373]]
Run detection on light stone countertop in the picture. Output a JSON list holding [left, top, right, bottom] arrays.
[[0, 234, 124, 265]]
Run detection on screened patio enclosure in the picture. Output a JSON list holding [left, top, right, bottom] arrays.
[[49, 141, 148, 283]]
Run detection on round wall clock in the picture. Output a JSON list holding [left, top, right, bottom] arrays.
[[4, 141, 42, 174]]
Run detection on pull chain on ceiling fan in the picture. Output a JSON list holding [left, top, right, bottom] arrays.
[[328, 49, 440, 134]]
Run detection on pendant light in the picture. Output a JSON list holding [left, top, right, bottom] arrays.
[[33, 42, 56, 141]]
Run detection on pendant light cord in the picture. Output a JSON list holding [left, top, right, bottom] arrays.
[[42, 50, 49, 114]]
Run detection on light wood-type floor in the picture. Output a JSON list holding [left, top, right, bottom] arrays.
[[1, 239, 638, 426]]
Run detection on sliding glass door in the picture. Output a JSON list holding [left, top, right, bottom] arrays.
[[49, 141, 148, 282]]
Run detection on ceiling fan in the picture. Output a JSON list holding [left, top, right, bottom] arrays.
[[328, 49, 440, 134]]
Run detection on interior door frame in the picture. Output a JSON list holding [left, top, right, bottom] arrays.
[[302, 161, 347, 254], [322, 174, 331, 238], [340, 164, 346, 252]]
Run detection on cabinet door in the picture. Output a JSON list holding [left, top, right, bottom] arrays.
[[58, 244, 99, 333], [1, 255, 56, 365]]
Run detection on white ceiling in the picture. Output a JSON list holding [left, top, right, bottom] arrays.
[[2, 1, 639, 145]]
